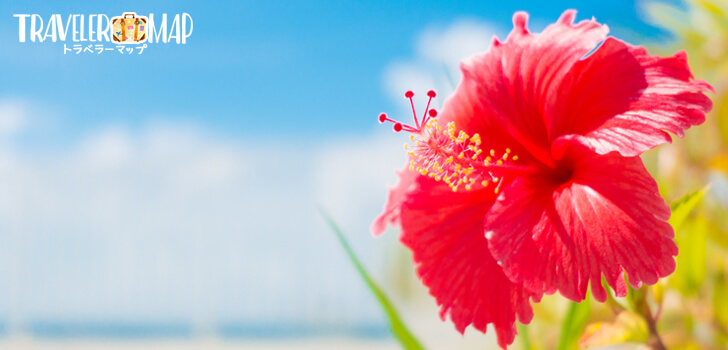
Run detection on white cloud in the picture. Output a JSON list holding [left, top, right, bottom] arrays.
[[0, 121, 407, 333], [0, 99, 30, 135], [382, 62, 440, 117], [416, 20, 501, 68], [382, 19, 503, 113]]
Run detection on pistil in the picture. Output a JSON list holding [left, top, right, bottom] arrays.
[[379, 90, 533, 193]]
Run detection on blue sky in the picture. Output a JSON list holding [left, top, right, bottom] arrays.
[[0, 0, 683, 342], [0, 0, 677, 143]]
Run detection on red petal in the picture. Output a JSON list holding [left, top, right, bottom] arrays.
[[399, 176, 539, 349], [371, 167, 418, 236], [456, 10, 608, 167], [438, 68, 543, 167], [551, 38, 713, 158], [485, 148, 677, 302]]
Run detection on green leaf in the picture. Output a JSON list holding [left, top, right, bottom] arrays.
[[713, 271, 728, 349], [517, 323, 531, 350], [322, 211, 425, 350], [668, 187, 710, 295], [714, 271, 728, 328], [673, 216, 709, 294], [669, 185, 710, 231], [556, 296, 591, 350], [625, 281, 638, 311]]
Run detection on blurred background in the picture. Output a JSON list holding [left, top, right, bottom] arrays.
[[4, 0, 727, 349]]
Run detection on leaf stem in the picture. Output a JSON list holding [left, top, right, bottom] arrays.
[[634, 289, 667, 350]]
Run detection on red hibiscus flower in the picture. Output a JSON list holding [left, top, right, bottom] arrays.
[[372, 10, 713, 348]]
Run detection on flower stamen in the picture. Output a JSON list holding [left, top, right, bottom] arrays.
[[379, 90, 532, 193]]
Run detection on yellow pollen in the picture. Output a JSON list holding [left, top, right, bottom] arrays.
[[401, 119, 519, 193]]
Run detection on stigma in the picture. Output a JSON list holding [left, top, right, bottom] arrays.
[[378, 90, 439, 134]]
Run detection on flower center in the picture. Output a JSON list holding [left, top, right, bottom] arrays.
[[379, 90, 533, 193], [549, 160, 575, 185]]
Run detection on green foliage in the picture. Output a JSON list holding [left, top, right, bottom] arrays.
[[517, 323, 531, 350], [322, 212, 425, 350], [669, 185, 710, 231], [556, 296, 591, 350], [669, 187, 710, 295], [674, 216, 709, 295], [713, 269, 728, 344], [714, 273, 728, 324]]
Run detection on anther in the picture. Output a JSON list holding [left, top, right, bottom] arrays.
[[378, 90, 526, 193]]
